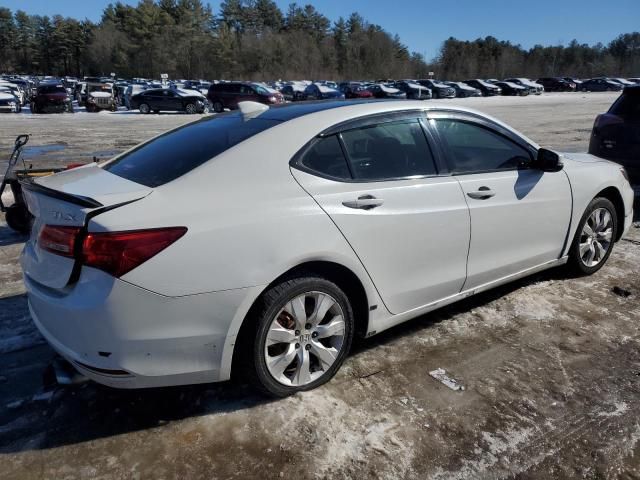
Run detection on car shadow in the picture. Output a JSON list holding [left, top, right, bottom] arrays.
[[0, 265, 569, 455], [0, 223, 27, 247]]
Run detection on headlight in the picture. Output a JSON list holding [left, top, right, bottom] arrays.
[[88, 97, 96, 103], [8, 101, 16, 106], [268, 96, 276, 102]]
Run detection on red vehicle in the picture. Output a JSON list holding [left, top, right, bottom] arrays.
[[207, 82, 284, 113], [338, 82, 374, 99], [30, 83, 73, 114]]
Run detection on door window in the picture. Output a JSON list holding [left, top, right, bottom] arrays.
[[432, 119, 531, 174], [340, 120, 437, 180]]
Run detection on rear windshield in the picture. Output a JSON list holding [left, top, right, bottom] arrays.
[[610, 91, 640, 119], [103, 113, 281, 187]]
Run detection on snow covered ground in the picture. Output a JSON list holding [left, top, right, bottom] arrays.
[[1, 92, 640, 479]]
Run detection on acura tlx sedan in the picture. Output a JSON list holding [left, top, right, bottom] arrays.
[[20, 100, 635, 397]]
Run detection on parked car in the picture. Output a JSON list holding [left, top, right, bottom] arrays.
[[338, 82, 374, 99], [367, 84, 407, 99], [503, 78, 544, 95], [20, 100, 634, 397], [416, 79, 455, 98], [0, 83, 24, 108], [207, 82, 285, 113], [537, 77, 576, 92], [588, 85, 640, 184], [492, 81, 529, 96], [579, 78, 624, 92], [85, 82, 118, 112], [301, 83, 345, 101], [0, 88, 20, 113], [389, 81, 431, 100], [628, 78, 640, 84], [131, 88, 209, 114], [280, 84, 306, 101], [443, 81, 482, 97], [30, 83, 73, 113], [464, 79, 502, 96]]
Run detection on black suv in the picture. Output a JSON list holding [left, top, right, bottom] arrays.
[[207, 82, 284, 113], [589, 85, 640, 184]]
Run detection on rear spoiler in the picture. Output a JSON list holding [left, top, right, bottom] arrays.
[[20, 178, 103, 208]]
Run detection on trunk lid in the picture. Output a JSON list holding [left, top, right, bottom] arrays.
[[21, 164, 152, 289]]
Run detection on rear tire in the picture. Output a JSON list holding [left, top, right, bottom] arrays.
[[5, 204, 32, 234], [212, 101, 223, 113], [567, 197, 617, 275], [139, 103, 150, 114], [241, 276, 354, 397]]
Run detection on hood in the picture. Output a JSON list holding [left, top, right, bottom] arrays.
[[380, 85, 401, 94], [0, 92, 16, 101], [561, 152, 610, 164], [89, 91, 112, 98]]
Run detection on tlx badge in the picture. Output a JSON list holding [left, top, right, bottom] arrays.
[[50, 210, 77, 221]]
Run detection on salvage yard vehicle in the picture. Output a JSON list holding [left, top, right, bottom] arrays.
[[0, 87, 21, 113], [443, 81, 482, 97], [589, 85, 640, 184], [492, 80, 529, 96], [131, 88, 209, 114], [207, 82, 285, 113], [579, 78, 624, 92], [367, 83, 407, 99], [464, 79, 502, 96], [301, 83, 345, 101], [338, 82, 374, 99], [85, 81, 117, 112], [504, 78, 544, 95], [30, 83, 74, 113], [19, 100, 634, 397], [537, 77, 576, 92], [417, 79, 456, 98], [392, 81, 432, 100]]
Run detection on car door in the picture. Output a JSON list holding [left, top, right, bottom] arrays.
[[427, 112, 572, 290], [291, 114, 471, 314]]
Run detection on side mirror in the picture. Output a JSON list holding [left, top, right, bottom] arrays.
[[535, 148, 563, 172]]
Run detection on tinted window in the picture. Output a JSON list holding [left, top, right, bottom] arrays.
[[610, 92, 640, 119], [341, 120, 437, 181], [433, 119, 531, 174], [300, 136, 350, 180], [38, 85, 66, 94], [104, 113, 281, 187]]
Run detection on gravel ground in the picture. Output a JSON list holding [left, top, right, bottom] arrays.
[[1, 92, 640, 480]]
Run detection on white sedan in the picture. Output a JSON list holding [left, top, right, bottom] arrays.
[[20, 100, 635, 397]]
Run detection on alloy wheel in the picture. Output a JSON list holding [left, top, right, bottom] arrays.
[[264, 291, 346, 387], [579, 207, 613, 267]]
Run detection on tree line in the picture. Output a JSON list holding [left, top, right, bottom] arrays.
[[0, 1, 638, 81]]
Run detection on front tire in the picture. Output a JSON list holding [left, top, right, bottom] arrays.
[[568, 197, 617, 275], [139, 103, 150, 114], [212, 101, 223, 113], [243, 276, 354, 397], [185, 102, 197, 114]]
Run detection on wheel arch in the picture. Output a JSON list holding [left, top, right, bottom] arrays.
[[228, 260, 371, 380], [595, 186, 625, 241]]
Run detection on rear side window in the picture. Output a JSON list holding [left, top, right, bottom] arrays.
[[300, 136, 350, 180], [104, 113, 280, 187], [433, 119, 531, 174], [341, 120, 437, 180]]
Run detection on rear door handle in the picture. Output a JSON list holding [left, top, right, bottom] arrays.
[[342, 194, 384, 210], [467, 186, 495, 200]]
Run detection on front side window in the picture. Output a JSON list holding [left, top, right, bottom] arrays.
[[432, 119, 531, 174], [341, 120, 437, 181]]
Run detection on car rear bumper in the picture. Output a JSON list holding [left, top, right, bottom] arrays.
[[25, 267, 260, 388]]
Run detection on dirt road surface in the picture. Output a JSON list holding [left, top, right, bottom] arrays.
[[1, 92, 640, 480]]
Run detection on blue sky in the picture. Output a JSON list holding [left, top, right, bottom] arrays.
[[3, 0, 639, 60]]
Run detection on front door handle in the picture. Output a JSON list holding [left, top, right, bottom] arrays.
[[342, 194, 384, 210], [467, 186, 495, 200]]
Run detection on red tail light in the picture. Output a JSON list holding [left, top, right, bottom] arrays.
[[39, 225, 187, 278], [38, 225, 81, 258], [81, 227, 187, 278]]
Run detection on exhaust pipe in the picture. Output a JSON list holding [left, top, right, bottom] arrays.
[[52, 357, 89, 385]]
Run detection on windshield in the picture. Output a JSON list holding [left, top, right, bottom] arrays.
[[38, 85, 66, 94], [103, 113, 281, 187], [253, 84, 272, 95]]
